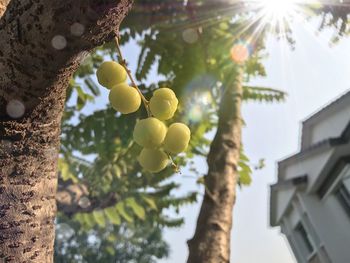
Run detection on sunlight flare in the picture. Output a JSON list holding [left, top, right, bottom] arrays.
[[259, 0, 299, 20]]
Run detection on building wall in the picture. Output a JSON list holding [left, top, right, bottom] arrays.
[[275, 187, 295, 223], [283, 149, 333, 188], [282, 209, 305, 263], [282, 218, 305, 263], [308, 103, 350, 146], [299, 193, 350, 263], [272, 92, 350, 263]]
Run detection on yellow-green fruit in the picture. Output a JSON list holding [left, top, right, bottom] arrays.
[[149, 88, 178, 120], [109, 83, 141, 114], [96, 61, 127, 89], [133, 117, 167, 148], [164, 123, 191, 154], [137, 148, 168, 173]]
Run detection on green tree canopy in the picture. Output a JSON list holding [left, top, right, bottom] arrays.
[[55, 0, 350, 261]]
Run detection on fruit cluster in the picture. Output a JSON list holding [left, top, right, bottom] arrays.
[[96, 61, 191, 173]]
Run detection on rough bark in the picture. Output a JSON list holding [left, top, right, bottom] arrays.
[[0, 0, 132, 262], [187, 69, 243, 263]]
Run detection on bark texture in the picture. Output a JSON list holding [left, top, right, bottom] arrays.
[[0, 0, 132, 262], [187, 70, 243, 263]]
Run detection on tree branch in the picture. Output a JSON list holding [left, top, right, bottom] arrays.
[[56, 177, 120, 216]]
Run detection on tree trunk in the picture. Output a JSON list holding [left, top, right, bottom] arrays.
[[187, 69, 243, 263], [0, 0, 132, 262]]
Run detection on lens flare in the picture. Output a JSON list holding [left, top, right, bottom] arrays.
[[188, 104, 203, 123], [182, 28, 199, 44], [199, 91, 213, 105], [182, 75, 217, 123], [259, 0, 298, 20], [186, 91, 214, 123], [6, 99, 25, 119], [230, 42, 251, 64]]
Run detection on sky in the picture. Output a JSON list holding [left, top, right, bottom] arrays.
[[78, 7, 350, 263]]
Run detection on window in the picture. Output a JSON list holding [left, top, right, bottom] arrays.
[[318, 162, 350, 198], [294, 223, 314, 256], [336, 176, 350, 217]]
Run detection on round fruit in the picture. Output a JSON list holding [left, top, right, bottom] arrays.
[[152, 88, 176, 100], [137, 148, 168, 173], [96, 61, 127, 89], [109, 83, 141, 114], [149, 88, 178, 120], [164, 123, 191, 154], [133, 117, 167, 148]]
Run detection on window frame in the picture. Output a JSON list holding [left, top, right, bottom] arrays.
[[336, 177, 350, 218], [318, 160, 350, 199], [294, 222, 315, 257]]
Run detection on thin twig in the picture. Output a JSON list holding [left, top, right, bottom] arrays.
[[167, 153, 181, 174], [114, 37, 151, 116]]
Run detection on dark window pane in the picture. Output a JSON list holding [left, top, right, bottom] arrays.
[[336, 179, 350, 218], [295, 223, 314, 255]]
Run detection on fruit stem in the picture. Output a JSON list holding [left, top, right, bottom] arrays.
[[114, 37, 151, 116], [167, 153, 181, 174]]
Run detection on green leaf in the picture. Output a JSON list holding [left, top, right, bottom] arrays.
[[75, 86, 87, 110], [141, 196, 157, 211], [85, 76, 100, 96], [74, 213, 95, 229], [238, 147, 253, 186], [82, 213, 95, 229], [243, 86, 287, 103], [239, 161, 253, 174], [116, 202, 133, 223], [92, 210, 106, 227], [196, 176, 205, 185], [158, 216, 184, 228], [112, 165, 122, 178], [239, 172, 252, 186], [106, 245, 115, 255], [125, 197, 146, 220], [104, 206, 121, 225], [255, 159, 265, 170], [240, 150, 250, 162], [58, 158, 78, 183], [75, 85, 94, 110]]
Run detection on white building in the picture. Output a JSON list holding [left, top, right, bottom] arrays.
[[270, 91, 350, 263]]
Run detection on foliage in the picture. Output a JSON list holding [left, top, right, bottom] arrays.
[[54, 0, 297, 261], [53, 0, 350, 262], [54, 219, 169, 263], [122, 1, 287, 186], [56, 47, 198, 262]]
